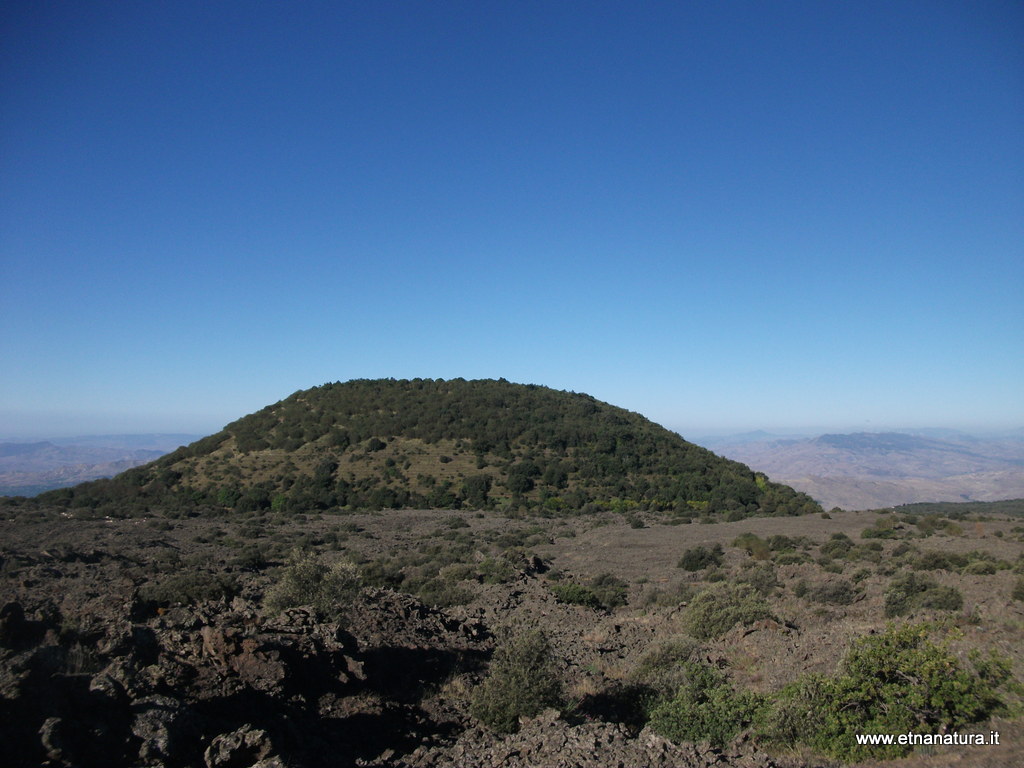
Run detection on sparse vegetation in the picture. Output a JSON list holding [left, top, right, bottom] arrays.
[[1, 391, 1020, 768]]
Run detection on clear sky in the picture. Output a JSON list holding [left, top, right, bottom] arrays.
[[2, 1, 1022, 439]]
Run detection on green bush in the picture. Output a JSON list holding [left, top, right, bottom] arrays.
[[768, 623, 1011, 761], [677, 544, 724, 571], [648, 659, 763, 747], [264, 548, 360, 616], [884, 572, 962, 617], [732, 532, 770, 560], [963, 560, 997, 575], [139, 570, 238, 607], [550, 582, 602, 610], [630, 636, 701, 700], [682, 583, 774, 639], [820, 532, 854, 559], [913, 551, 968, 571], [861, 516, 899, 539], [803, 580, 857, 606], [589, 572, 628, 609], [550, 572, 627, 611], [1012, 576, 1024, 602], [470, 630, 563, 733], [736, 562, 779, 596]]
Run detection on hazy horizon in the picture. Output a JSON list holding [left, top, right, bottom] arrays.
[[1, 402, 1019, 446]]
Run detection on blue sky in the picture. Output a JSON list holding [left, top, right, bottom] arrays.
[[2, 1, 1022, 439]]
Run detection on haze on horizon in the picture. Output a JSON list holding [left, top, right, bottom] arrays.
[[2, 2, 1022, 441]]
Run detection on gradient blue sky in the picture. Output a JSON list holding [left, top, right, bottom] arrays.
[[2, 1, 1022, 439]]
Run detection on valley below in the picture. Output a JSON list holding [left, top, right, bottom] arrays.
[[700, 432, 1024, 511]]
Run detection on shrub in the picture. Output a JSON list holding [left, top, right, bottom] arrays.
[[264, 549, 360, 616], [861, 516, 899, 539], [963, 560, 997, 575], [476, 554, 518, 584], [550, 582, 602, 610], [913, 551, 968, 571], [470, 630, 563, 733], [589, 572, 628, 609], [766, 535, 806, 552], [769, 623, 1011, 761], [732, 532, 770, 560], [648, 659, 764, 747], [682, 583, 774, 639], [820, 533, 854, 559], [630, 636, 701, 700], [736, 562, 779, 596], [640, 582, 695, 608], [884, 572, 963, 618], [773, 551, 810, 565], [804, 580, 857, 606], [759, 673, 831, 749], [139, 571, 238, 607], [551, 572, 627, 611], [1012, 576, 1024, 602], [410, 577, 474, 608], [677, 543, 724, 571]]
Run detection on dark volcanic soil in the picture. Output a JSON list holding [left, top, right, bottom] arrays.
[[1, 505, 1022, 767]]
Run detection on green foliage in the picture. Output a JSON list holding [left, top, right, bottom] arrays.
[[550, 582, 602, 610], [735, 562, 779, 596], [682, 583, 774, 639], [801, 579, 858, 606], [767, 623, 1011, 761], [732, 532, 770, 560], [861, 515, 900, 539], [461, 474, 492, 508], [677, 543, 724, 571], [263, 548, 360, 616], [630, 636, 702, 700], [550, 572, 627, 611], [469, 630, 563, 733], [1012, 576, 1024, 602], [913, 550, 968, 571], [28, 379, 822, 518], [884, 572, 963, 617], [820, 532, 854, 559], [138, 570, 238, 608], [648, 659, 764, 747], [588, 572, 628, 609]]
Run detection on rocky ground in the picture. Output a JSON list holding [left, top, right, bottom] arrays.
[[1, 504, 1022, 767]]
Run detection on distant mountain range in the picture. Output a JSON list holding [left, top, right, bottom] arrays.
[[0, 434, 200, 496], [695, 430, 1024, 510]]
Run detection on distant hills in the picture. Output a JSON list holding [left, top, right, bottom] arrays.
[[25, 379, 820, 519], [697, 430, 1024, 510], [0, 435, 199, 497]]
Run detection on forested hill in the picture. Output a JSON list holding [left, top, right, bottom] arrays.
[[29, 379, 821, 519]]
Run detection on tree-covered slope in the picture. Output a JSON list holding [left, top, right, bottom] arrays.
[[33, 379, 821, 518]]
